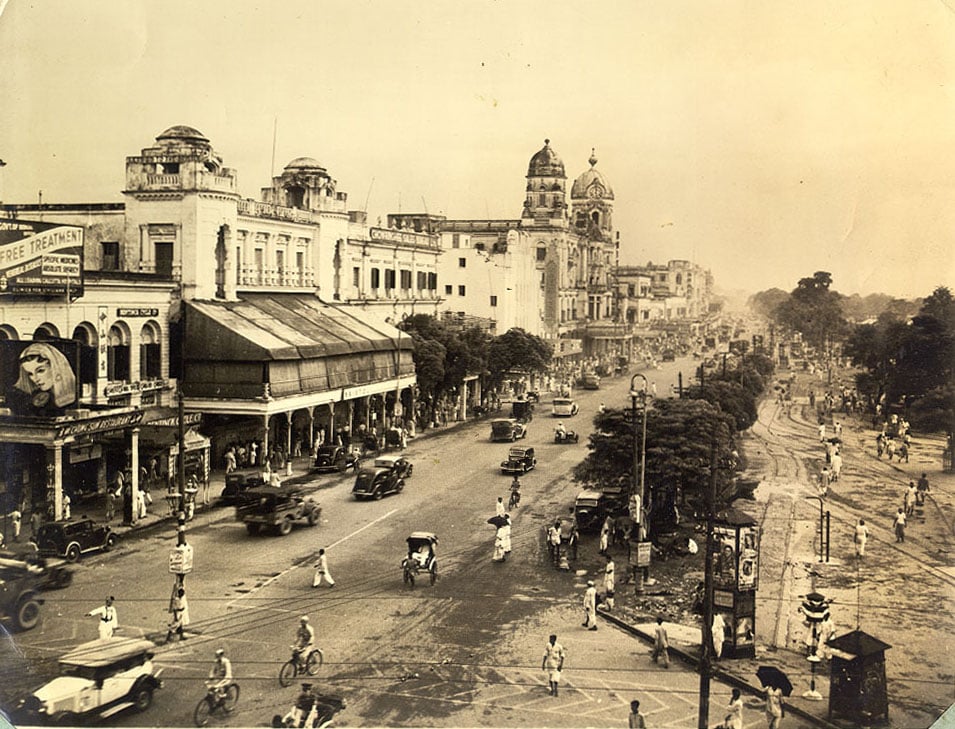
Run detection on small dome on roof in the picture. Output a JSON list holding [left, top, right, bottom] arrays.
[[284, 157, 326, 171], [156, 126, 209, 144], [571, 149, 614, 199], [527, 139, 565, 178]]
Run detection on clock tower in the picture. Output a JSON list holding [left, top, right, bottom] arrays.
[[570, 149, 614, 239]]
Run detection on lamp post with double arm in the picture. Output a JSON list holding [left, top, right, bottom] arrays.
[[629, 372, 649, 594]]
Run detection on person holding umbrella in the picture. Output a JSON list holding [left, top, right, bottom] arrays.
[[756, 666, 792, 729]]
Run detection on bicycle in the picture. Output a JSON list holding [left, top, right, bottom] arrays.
[[193, 681, 239, 727], [507, 489, 520, 511], [279, 645, 324, 687]]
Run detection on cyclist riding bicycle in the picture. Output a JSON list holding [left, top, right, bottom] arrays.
[[509, 476, 522, 509], [293, 616, 315, 668], [208, 648, 233, 699]]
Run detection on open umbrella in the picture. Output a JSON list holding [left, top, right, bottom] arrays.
[[756, 666, 793, 696], [487, 515, 508, 528]]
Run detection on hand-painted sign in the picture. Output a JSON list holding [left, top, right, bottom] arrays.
[[0, 219, 85, 298]]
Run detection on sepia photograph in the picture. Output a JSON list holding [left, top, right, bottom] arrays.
[[0, 1, 953, 727]]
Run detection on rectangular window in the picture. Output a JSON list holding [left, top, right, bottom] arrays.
[[276, 250, 285, 274], [353, 267, 360, 286], [490, 295, 498, 307], [417, 271, 426, 290], [155, 242, 174, 278], [101, 242, 119, 271], [296, 251, 305, 272], [536, 247, 547, 262], [400, 269, 412, 289], [385, 269, 396, 289], [428, 272, 437, 290], [452, 233, 460, 248], [371, 268, 381, 289], [445, 285, 453, 295], [458, 285, 466, 296], [458, 257, 466, 268]]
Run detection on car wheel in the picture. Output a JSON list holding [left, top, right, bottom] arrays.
[[65, 544, 81, 562], [104, 533, 117, 551], [15, 597, 41, 631], [406, 465, 413, 478], [131, 685, 153, 712], [277, 519, 293, 536], [373, 490, 383, 500]]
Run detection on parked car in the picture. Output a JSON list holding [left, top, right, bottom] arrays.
[[312, 445, 361, 474], [500, 446, 536, 475], [574, 490, 626, 532], [490, 419, 527, 442], [551, 398, 579, 417], [236, 486, 322, 536], [0, 562, 44, 632], [32, 519, 117, 562], [220, 467, 266, 505], [371, 454, 414, 480], [352, 464, 405, 500], [14, 638, 163, 725]]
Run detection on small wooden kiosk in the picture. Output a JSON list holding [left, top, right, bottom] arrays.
[[827, 629, 891, 725]]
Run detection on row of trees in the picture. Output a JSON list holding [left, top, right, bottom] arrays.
[[399, 315, 553, 423], [573, 354, 773, 537]]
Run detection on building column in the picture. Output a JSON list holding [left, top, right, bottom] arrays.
[[46, 445, 64, 521], [327, 403, 336, 444], [306, 406, 316, 457], [130, 428, 140, 524], [262, 414, 270, 462], [284, 412, 293, 475]]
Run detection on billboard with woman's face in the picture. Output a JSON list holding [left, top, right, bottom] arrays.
[[0, 340, 80, 417]]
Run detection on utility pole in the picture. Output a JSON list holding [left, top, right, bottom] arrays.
[[630, 373, 649, 594], [698, 440, 717, 729]]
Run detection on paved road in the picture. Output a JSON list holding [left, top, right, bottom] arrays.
[[1, 358, 813, 727]]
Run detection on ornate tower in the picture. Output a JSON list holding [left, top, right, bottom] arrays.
[[570, 149, 614, 239], [522, 139, 567, 225]]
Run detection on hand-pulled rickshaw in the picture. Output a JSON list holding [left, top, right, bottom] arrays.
[[401, 532, 438, 588]]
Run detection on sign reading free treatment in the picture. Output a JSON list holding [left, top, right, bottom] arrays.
[[0, 219, 85, 298]]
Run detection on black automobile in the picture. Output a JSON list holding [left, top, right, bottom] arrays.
[[312, 445, 361, 474], [33, 518, 117, 562], [352, 461, 406, 500], [500, 446, 536, 475], [573, 490, 621, 533], [220, 467, 266, 505], [490, 419, 527, 442]]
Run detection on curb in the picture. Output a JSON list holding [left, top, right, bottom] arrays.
[[597, 608, 842, 729]]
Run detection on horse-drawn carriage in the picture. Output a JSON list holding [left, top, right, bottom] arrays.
[[401, 532, 438, 588]]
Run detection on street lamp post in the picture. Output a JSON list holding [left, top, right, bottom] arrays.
[[629, 373, 649, 594]]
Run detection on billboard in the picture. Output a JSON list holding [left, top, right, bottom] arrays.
[[0, 218, 85, 298], [0, 339, 83, 417]]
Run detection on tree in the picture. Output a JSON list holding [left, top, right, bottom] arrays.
[[772, 271, 847, 351], [748, 288, 789, 319], [573, 399, 737, 538], [686, 381, 758, 432], [486, 328, 553, 390]]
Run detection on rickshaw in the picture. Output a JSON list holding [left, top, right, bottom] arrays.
[[401, 532, 438, 588]]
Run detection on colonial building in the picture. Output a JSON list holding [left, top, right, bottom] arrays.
[[0, 125, 427, 522]]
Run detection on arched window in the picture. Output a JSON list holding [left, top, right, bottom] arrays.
[[140, 322, 162, 380], [108, 323, 131, 381], [72, 324, 97, 395], [33, 323, 59, 340], [0, 325, 18, 340], [591, 211, 600, 226]]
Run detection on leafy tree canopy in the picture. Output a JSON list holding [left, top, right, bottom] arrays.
[[486, 328, 553, 389], [772, 271, 848, 350]]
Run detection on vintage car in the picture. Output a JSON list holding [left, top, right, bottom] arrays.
[[0, 551, 72, 591], [33, 519, 117, 562], [236, 486, 322, 536], [312, 445, 361, 474], [371, 455, 414, 479], [220, 467, 266, 505], [0, 561, 44, 632], [490, 419, 527, 442], [551, 398, 579, 417], [500, 446, 536, 475], [511, 399, 534, 422], [14, 638, 163, 724], [574, 490, 626, 532], [580, 373, 601, 390], [352, 462, 406, 500]]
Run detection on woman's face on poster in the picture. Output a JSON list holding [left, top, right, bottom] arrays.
[[21, 355, 55, 392]]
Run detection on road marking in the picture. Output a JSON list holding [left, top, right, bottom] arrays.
[[226, 509, 399, 607]]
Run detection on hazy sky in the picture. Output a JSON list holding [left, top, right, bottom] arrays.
[[2, 0, 953, 299]]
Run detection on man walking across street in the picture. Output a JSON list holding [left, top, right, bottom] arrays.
[[905, 482, 917, 516], [651, 616, 670, 668], [603, 554, 615, 611], [495, 497, 505, 519], [893, 508, 906, 543], [542, 634, 565, 697], [917, 472, 930, 506], [764, 684, 783, 729], [628, 700, 646, 729], [312, 548, 335, 587], [582, 580, 598, 630], [854, 519, 869, 558]]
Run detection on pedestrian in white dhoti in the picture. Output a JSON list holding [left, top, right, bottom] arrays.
[[501, 515, 512, 555], [87, 596, 118, 640], [312, 548, 335, 587], [542, 634, 565, 696], [854, 519, 869, 558], [582, 580, 598, 630], [603, 555, 615, 610], [495, 497, 505, 519], [165, 587, 190, 643], [830, 451, 842, 482]]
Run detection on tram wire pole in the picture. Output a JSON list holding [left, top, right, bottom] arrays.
[[698, 439, 717, 729]]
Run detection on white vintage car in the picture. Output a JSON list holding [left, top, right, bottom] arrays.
[[551, 397, 579, 417], [16, 638, 163, 725]]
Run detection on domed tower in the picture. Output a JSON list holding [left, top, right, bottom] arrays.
[[570, 149, 614, 239], [522, 139, 567, 223], [261, 157, 345, 212], [124, 126, 239, 300]]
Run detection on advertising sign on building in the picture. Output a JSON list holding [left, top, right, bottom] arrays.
[[0, 338, 84, 417], [0, 219, 85, 299]]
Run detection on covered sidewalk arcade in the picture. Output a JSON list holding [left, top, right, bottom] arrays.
[[181, 294, 416, 468]]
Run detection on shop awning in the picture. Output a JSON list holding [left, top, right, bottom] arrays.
[[186, 294, 409, 361]]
